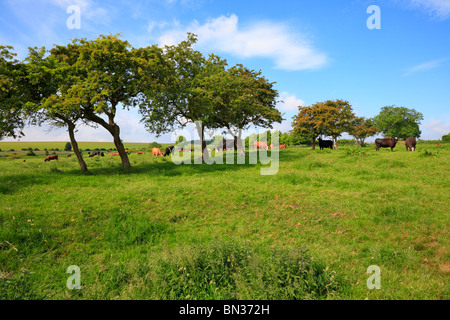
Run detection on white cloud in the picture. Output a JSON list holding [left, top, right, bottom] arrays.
[[403, 58, 449, 76], [277, 92, 305, 111], [409, 0, 450, 20], [156, 14, 328, 71], [422, 119, 450, 139]]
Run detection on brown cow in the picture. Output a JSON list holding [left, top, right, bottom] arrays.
[[280, 144, 286, 149], [44, 154, 58, 162], [405, 137, 416, 151], [253, 141, 268, 150], [375, 137, 398, 151], [152, 148, 164, 157]]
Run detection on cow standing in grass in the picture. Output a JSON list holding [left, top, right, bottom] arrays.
[[163, 146, 175, 157], [318, 138, 333, 150], [375, 137, 398, 151], [405, 137, 416, 151], [253, 141, 268, 150], [152, 148, 164, 157]]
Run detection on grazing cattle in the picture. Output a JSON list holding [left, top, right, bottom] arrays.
[[44, 154, 58, 162], [269, 144, 287, 149], [152, 148, 164, 157], [405, 137, 416, 151], [137, 151, 144, 155], [318, 138, 333, 150], [253, 141, 269, 150], [217, 140, 237, 151], [67, 154, 72, 157], [89, 151, 101, 157], [100, 152, 104, 156], [163, 146, 175, 157], [375, 137, 398, 151]]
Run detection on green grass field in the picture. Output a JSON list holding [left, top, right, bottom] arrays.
[[0, 141, 448, 300]]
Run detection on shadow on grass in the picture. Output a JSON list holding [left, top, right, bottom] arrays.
[[0, 149, 316, 194]]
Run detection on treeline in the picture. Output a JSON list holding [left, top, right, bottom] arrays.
[[291, 100, 424, 150], [0, 33, 282, 172]]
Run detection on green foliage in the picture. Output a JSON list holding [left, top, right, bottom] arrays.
[[7, 153, 20, 159], [154, 240, 344, 299], [419, 149, 439, 157], [149, 142, 162, 149], [373, 105, 423, 139], [442, 134, 450, 143], [64, 142, 72, 151]]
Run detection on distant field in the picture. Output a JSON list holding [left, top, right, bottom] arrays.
[[0, 140, 448, 300], [0, 141, 169, 152]]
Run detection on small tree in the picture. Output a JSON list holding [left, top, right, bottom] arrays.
[[64, 142, 72, 151], [349, 117, 379, 146], [291, 104, 323, 150]]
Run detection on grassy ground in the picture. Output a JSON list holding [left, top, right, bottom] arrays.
[[0, 141, 448, 300]]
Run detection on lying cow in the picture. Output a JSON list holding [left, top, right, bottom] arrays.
[[253, 141, 268, 150], [375, 137, 398, 151], [89, 151, 101, 157], [44, 154, 58, 162], [163, 146, 175, 157], [152, 148, 164, 157], [318, 138, 333, 150], [405, 137, 416, 151]]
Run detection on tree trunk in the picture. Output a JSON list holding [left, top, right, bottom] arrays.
[[312, 137, 316, 150], [83, 108, 131, 169], [228, 128, 245, 155], [112, 124, 131, 169], [68, 123, 88, 173], [195, 122, 209, 162]]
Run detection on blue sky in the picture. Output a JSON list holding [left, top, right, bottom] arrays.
[[1, 0, 449, 142]]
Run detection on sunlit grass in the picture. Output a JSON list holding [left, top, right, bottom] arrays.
[[0, 141, 448, 299]]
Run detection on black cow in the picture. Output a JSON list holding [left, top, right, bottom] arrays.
[[318, 138, 333, 150], [375, 137, 398, 151], [163, 146, 175, 157], [405, 137, 416, 152], [216, 139, 237, 151]]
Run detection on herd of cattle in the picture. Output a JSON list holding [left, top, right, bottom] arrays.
[[41, 137, 418, 162], [317, 136, 417, 152]]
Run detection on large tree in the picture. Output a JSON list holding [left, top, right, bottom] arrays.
[[24, 46, 90, 172], [319, 99, 355, 149], [50, 34, 159, 169], [0, 46, 29, 140], [291, 104, 324, 150], [197, 64, 282, 155], [139, 33, 228, 162], [373, 105, 423, 139]]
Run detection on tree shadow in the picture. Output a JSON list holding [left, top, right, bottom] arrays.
[[0, 149, 315, 195]]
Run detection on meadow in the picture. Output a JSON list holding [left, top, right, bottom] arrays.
[[0, 141, 448, 300]]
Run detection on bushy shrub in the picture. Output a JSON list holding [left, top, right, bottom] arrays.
[[338, 139, 356, 146], [153, 240, 346, 300], [7, 153, 21, 159], [64, 142, 72, 151], [149, 142, 162, 148], [26, 150, 36, 156], [442, 134, 450, 143]]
